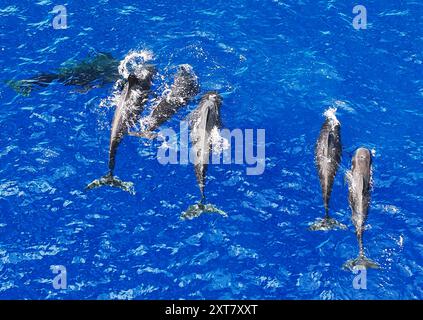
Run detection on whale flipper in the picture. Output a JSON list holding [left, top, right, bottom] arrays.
[[86, 173, 135, 195], [343, 255, 380, 271], [127, 131, 158, 140], [309, 216, 347, 231], [181, 203, 227, 220]]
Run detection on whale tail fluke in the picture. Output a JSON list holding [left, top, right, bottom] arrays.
[[86, 173, 135, 195], [181, 202, 227, 220], [309, 216, 347, 231], [6, 73, 60, 96], [343, 255, 380, 271], [6, 80, 34, 96], [128, 131, 158, 140]]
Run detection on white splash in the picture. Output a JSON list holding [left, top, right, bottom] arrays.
[[323, 107, 340, 128], [333, 100, 356, 113], [210, 126, 229, 155], [99, 79, 125, 109], [135, 114, 156, 132], [397, 235, 404, 248], [118, 50, 154, 78], [100, 50, 154, 110]]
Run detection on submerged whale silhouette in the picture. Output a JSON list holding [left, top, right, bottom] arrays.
[[7, 52, 120, 96]]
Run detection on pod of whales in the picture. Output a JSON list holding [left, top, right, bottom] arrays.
[[13, 50, 383, 270], [129, 64, 199, 139], [309, 108, 379, 270]]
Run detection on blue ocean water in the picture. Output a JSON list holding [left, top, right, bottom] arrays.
[[0, 0, 422, 300]]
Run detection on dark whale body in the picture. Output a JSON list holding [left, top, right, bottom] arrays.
[[309, 109, 346, 231], [86, 64, 156, 194], [129, 64, 199, 139], [343, 147, 379, 270], [181, 91, 227, 220]]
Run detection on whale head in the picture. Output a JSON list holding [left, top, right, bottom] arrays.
[[204, 91, 222, 105], [353, 147, 372, 173]]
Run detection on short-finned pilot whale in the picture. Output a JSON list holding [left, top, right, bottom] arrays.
[[181, 91, 227, 220], [309, 108, 346, 231], [129, 64, 199, 139], [86, 64, 156, 194], [7, 52, 119, 96], [343, 147, 379, 270]]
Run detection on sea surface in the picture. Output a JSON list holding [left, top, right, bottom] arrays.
[[0, 0, 422, 299]]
